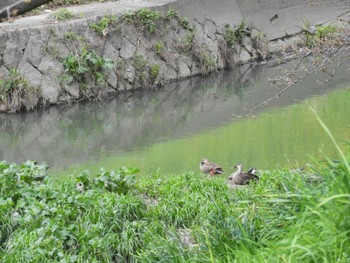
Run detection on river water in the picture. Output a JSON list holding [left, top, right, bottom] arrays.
[[0, 60, 349, 176]]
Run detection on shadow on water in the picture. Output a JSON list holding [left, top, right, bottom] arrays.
[[0, 60, 349, 175]]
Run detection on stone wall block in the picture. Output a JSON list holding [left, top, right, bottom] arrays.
[[159, 52, 177, 72], [233, 42, 241, 54], [164, 30, 181, 54], [162, 64, 177, 82], [193, 20, 205, 44], [8, 29, 30, 51], [85, 28, 105, 51], [242, 36, 253, 53], [108, 28, 123, 50], [216, 35, 227, 69], [103, 41, 119, 60], [118, 81, 133, 91], [217, 53, 225, 70], [32, 27, 51, 43], [239, 49, 252, 63], [47, 39, 70, 60], [0, 33, 8, 56], [204, 20, 217, 41], [119, 37, 136, 60], [204, 36, 219, 59], [177, 59, 191, 78], [116, 81, 125, 91], [135, 43, 151, 57], [190, 61, 202, 76], [41, 76, 60, 103], [23, 36, 46, 68], [49, 24, 65, 39], [3, 29, 29, 68], [120, 24, 139, 45], [123, 64, 136, 83], [63, 21, 90, 53], [3, 41, 23, 69], [63, 81, 80, 99], [0, 66, 9, 76], [107, 72, 118, 89], [177, 27, 190, 40], [70, 20, 90, 38], [38, 55, 64, 78], [17, 60, 42, 88], [40, 26, 54, 40]]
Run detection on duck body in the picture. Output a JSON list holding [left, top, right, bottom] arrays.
[[200, 158, 224, 176], [228, 163, 259, 185]]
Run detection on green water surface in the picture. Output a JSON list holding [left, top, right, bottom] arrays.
[[58, 88, 350, 176]]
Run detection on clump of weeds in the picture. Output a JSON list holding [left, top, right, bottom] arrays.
[[62, 48, 115, 97], [89, 15, 117, 36], [123, 8, 161, 33], [0, 69, 39, 113], [49, 8, 75, 21], [303, 20, 337, 47]]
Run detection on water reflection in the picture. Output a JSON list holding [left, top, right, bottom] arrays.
[[0, 61, 349, 173]]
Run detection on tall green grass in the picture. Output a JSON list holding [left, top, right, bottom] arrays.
[[0, 141, 349, 262]]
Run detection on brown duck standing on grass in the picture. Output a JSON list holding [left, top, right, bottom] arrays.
[[228, 163, 259, 186], [200, 158, 224, 176]]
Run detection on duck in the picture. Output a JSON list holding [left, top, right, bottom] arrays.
[[290, 164, 323, 183], [199, 158, 224, 176], [247, 167, 257, 175], [228, 163, 259, 186]]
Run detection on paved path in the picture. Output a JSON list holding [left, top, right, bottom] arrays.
[[0, 0, 173, 29]]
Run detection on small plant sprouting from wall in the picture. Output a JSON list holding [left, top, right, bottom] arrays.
[[62, 48, 115, 94], [153, 41, 164, 54], [0, 69, 39, 113], [176, 32, 195, 53], [235, 21, 250, 44], [49, 8, 75, 21], [122, 7, 191, 33], [303, 20, 337, 47], [224, 21, 251, 47], [123, 8, 161, 33], [199, 52, 216, 75], [164, 8, 191, 30], [165, 8, 177, 20], [44, 44, 60, 60], [64, 31, 78, 41], [178, 17, 190, 30], [193, 45, 216, 75], [150, 64, 160, 81], [252, 31, 268, 60], [132, 53, 161, 86], [62, 32, 87, 49], [133, 52, 149, 86], [223, 25, 236, 48], [90, 15, 117, 36]]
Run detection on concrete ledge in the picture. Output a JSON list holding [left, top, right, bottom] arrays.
[[1, 0, 348, 37]]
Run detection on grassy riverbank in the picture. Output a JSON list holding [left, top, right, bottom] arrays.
[[0, 147, 349, 262]]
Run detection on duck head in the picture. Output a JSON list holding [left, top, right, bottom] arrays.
[[232, 162, 243, 169], [200, 158, 209, 166]]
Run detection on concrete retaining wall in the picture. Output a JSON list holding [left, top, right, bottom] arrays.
[[163, 0, 349, 40], [0, 0, 348, 112]]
